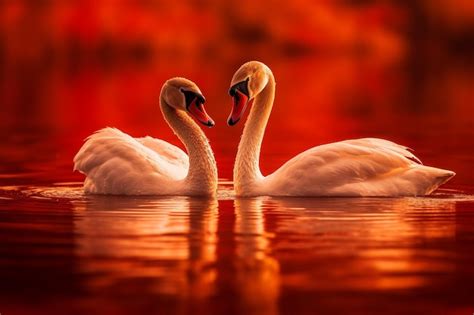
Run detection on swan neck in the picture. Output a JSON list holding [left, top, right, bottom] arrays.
[[234, 74, 275, 191], [160, 96, 217, 194]]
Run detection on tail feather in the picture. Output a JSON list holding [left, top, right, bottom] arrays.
[[435, 170, 456, 186], [425, 168, 455, 195]]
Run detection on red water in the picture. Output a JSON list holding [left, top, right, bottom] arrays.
[[1, 55, 473, 315]]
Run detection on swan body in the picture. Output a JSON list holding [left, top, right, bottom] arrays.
[[227, 61, 455, 197], [74, 78, 217, 196]]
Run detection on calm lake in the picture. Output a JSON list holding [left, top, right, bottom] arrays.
[[0, 56, 473, 315]]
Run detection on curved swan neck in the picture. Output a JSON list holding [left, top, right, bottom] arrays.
[[160, 95, 217, 194], [234, 73, 275, 191]]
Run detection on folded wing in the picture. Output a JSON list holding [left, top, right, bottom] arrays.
[[264, 138, 454, 196], [73, 128, 189, 195]]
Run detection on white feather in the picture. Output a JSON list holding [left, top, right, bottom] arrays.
[[74, 128, 189, 195], [261, 138, 454, 196]]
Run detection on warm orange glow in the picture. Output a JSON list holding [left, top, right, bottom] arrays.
[[1, 1, 472, 183], [0, 1, 473, 314]]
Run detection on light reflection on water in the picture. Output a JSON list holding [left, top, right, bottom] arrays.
[[0, 183, 473, 314], [73, 196, 219, 299], [265, 196, 457, 292]]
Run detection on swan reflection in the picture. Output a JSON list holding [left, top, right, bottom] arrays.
[[71, 192, 459, 311], [73, 196, 217, 299], [233, 198, 280, 315], [260, 196, 457, 291]]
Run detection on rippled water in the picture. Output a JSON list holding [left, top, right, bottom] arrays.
[[1, 179, 474, 315]]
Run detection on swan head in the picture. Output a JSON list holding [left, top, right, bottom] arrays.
[[163, 77, 215, 127], [228, 61, 271, 126]]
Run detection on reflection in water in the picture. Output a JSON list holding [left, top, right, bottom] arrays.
[[73, 196, 218, 299], [1, 184, 473, 314], [234, 198, 280, 315], [264, 197, 456, 292], [72, 195, 283, 314]]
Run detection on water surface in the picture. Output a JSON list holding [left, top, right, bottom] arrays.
[[1, 176, 474, 315]]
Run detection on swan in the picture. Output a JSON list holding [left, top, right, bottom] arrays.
[[74, 77, 217, 196], [227, 61, 455, 197]]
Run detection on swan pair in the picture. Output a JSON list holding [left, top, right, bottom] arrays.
[[74, 61, 455, 197]]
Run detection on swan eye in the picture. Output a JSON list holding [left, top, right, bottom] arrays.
[[229, 78, 250, 98]]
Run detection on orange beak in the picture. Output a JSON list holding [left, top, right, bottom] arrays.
[[228, 90, 253, 126], [188, 97, 215, 127]]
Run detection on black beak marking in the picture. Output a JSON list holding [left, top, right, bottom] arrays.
[[181, 89, 205, 110], [229, 78, 250, 98], [228, 118, 239, 126]]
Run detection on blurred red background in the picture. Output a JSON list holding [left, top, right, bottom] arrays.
[[0, 0, 473, 185]]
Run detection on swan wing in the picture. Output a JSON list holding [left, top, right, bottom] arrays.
[[73, 127, 188, 195], [264, 138, 454, 196], [136, 136, 189, 172]]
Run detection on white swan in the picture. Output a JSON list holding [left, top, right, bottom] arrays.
[[227, 61, 455, 197], [74, 77, 217, 196]]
